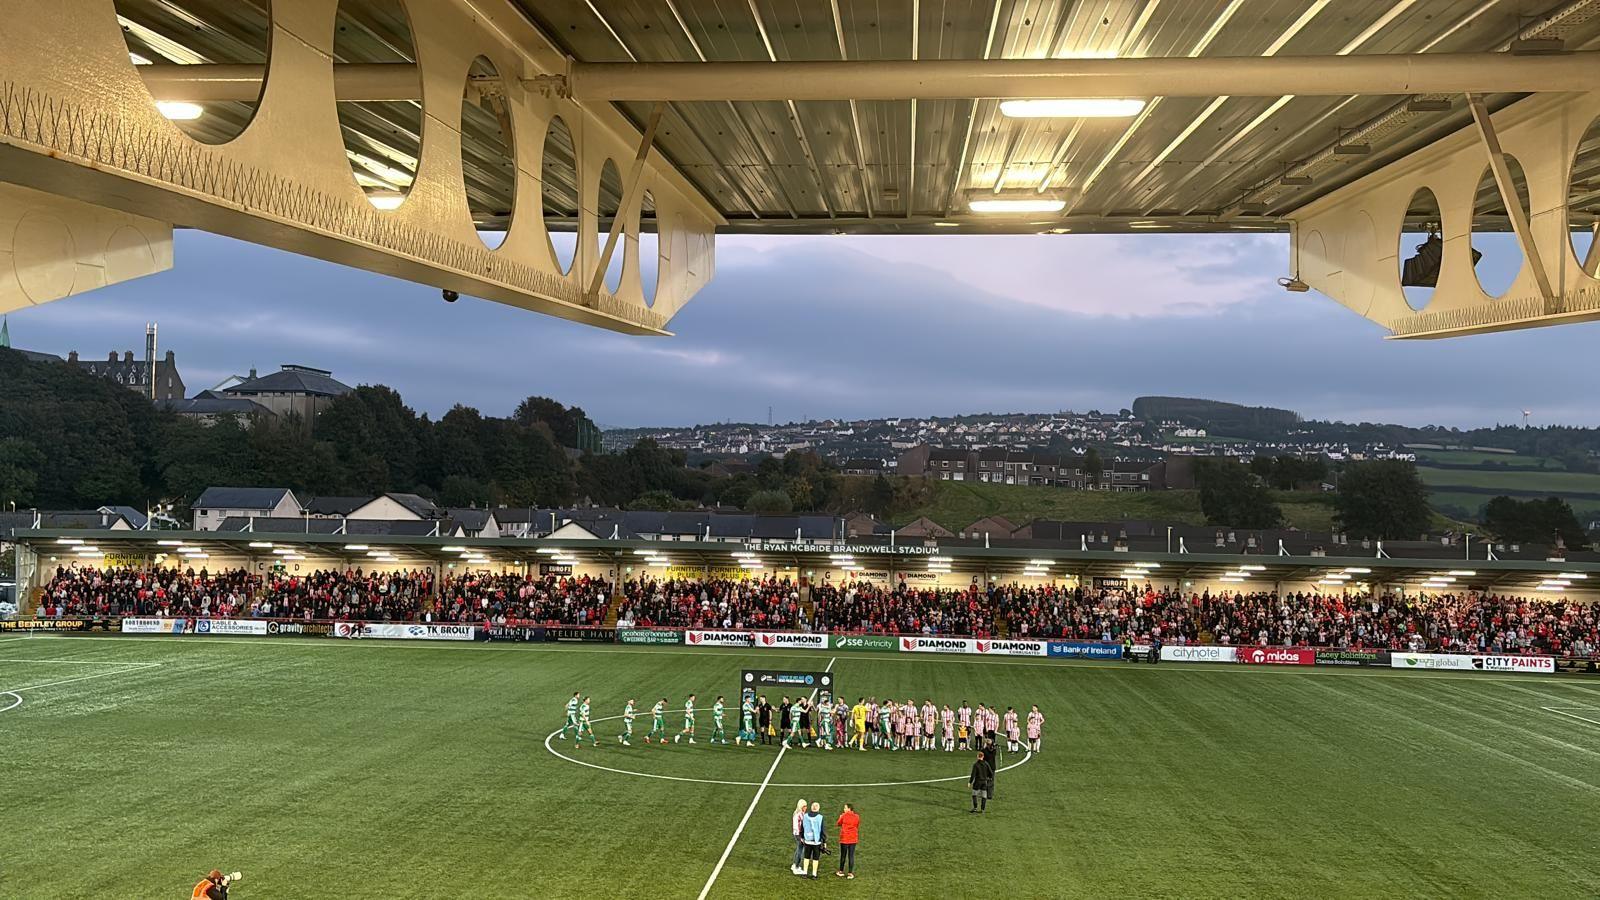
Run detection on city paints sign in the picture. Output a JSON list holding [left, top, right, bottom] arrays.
[[685, 630, 755, 648], [1390, 652, 1475, 671], [755, 632, 828, 650], [1475, 655, 1555, 674], [975, 639, 1046, 657], [1159, 645, 1238, 664], [1235, 647, 1315, 666], [899, 636, 976, 654]]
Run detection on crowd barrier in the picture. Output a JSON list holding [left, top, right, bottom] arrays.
[[1, 617, 1580, 675]]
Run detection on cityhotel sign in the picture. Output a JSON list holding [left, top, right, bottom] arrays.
[[745, 541, 940, 556]]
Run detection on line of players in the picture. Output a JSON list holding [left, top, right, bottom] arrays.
[[561, 691, 1044, 755]]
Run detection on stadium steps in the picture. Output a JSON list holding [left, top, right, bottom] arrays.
[[602, 604, 621, 628]]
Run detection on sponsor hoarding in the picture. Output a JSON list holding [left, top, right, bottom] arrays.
[[545, 627, 615, 643], [1047, 641, 1123, 660], [755, 632, 828, 650], [975, 639, 1046, 657], [1236, 647, 1316, 666], [121, 617, 187, 634], [194, 619, 270, 636], [333, 622, 476, 641], [741, 669, 834, 689], [684, 630, 755, 648], [538, 563, 574, 576], [830, 634, 898, 652], [899, 636, 976, 654], [1314, 649, 1389, 668], [1390, 652, 1475, 671], [480, 624, 544, 642], [265, 621, 332, 636], [1474, 655, 1555, 674], [1093, 577, 1129, 591], [618, 628, 681, 645], [1160, 645, 1238, 664], [0, 618, 90, 632]]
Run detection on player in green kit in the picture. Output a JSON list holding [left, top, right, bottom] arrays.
[[737, 695, 756, 746], [618, 698, 637, 746], [710, 696, 728, 744], [574, 695, 599, 748], [561, 691, 580, 740], [674, 693, 697, 744], [817, 697, 835, 750], [646, 698, 667, 744]]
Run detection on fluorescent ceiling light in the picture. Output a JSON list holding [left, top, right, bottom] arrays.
[[1322, 573, 1350, 580], [281, 553, 305, 561], [633, 549, 660, 556], [1220, 576, 1246, 582], [248, 541, 273, 549], [442, 546, 467, 553], [345, 544, 370, 551], [366, 191, 405, 211], [646, 560, 670, 567], [828, 554, 854, 561], [183, 552, 210, 559], [156, 101, 204, 121], [1446, 570, 1476, 577], [1133, 562, 1161, 569], [1343, 567, 1371, 574], [969, 198, 1067, 214], [75, 546, 102, 554], [272, 548, 295, 555], [928, 556, 954, 563], [1238, 565, 1266, 572], [1028, 559, 1054, 566], [1000, 98, 1146, 118], [56, 538, 84, 545], [731, 552, 758, 558], [1557, 573, 1589, 580], [155, 540, 183, 547], [739, 562, 764, 569]]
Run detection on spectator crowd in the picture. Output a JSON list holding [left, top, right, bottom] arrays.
[[28, 565, 1600, 658]]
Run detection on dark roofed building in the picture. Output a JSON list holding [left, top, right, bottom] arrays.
[[192, 487, 302, 531], [221, 364, 353, 434], [304, 496, 372, 517], [162, 395, 274, 426], [71, 349, 185, 401]]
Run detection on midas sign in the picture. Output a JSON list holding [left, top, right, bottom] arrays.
[[974, 639, 1046, 657], [755, 632, 827, 650], [900, 636, 975, 654]]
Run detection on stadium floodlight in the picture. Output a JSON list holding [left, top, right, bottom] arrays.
[[969, 197, 1067, 214], [1446, 570, 1476, 577], [156, 100, 204, 120], [248, 541, 274, 549], [1343, 567, 1371, 574], [999, 98, 1146, 118], [346, 544, 370, 551], [1132, 562, 1161, 569]]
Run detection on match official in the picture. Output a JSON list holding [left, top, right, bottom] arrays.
[[969, 752, 993, 814]]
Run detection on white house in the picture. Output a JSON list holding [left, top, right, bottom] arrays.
[[347, 493, 441, 521], [191, 487, 301, 531]]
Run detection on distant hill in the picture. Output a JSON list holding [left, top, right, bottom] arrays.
[[1132, 396, 1302, 439]]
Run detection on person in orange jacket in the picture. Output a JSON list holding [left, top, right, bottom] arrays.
[[191, 869, 241, 899]]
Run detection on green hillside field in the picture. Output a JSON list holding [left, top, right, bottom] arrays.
[[896, 479, 1340, 532]]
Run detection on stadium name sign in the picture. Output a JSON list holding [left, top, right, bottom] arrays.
[[744, 541, 940, 556]]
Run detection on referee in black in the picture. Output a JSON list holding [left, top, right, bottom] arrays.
[[981, 736, 999, 802], [969, 752, 993, 813], [757, 694, 773, 745]]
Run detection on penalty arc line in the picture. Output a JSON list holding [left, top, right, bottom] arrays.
[[697, 656, 835, 900], [0, 663, 163, 714]]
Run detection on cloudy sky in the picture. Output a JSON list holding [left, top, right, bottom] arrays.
[[8, 229, 1595, 429]]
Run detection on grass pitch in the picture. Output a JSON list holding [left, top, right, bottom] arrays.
[[5, 636, 1600, 898]]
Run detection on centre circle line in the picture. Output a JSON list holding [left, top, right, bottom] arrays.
[[542, 713, 1032, 788]]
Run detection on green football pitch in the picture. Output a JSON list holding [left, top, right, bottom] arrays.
[[5, 636, 1600, 899]]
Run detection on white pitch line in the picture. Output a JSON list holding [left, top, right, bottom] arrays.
[[697, 656, 836, 900], [542, 712, 1032, 788], [1542, 706, 1600, 728], [0, 663, 163, 714], [0, 638, 35, 645]]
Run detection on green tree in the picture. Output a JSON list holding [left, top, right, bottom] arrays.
[[1195, 459, 1282, 528], [1334, 460, 1432, 539], [1482, 495, 1588, 548], [865, 474, 895, 516], [746, 489, 794, 515], [1083, 447, 1104, 481], [630, 489, 687, 511], [0, 437, 43, 507]]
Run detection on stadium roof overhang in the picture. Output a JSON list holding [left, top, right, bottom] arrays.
[[16, 529, 1600, 594]]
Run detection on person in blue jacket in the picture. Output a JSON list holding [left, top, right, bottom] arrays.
[[799, 801, 827, 879]]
